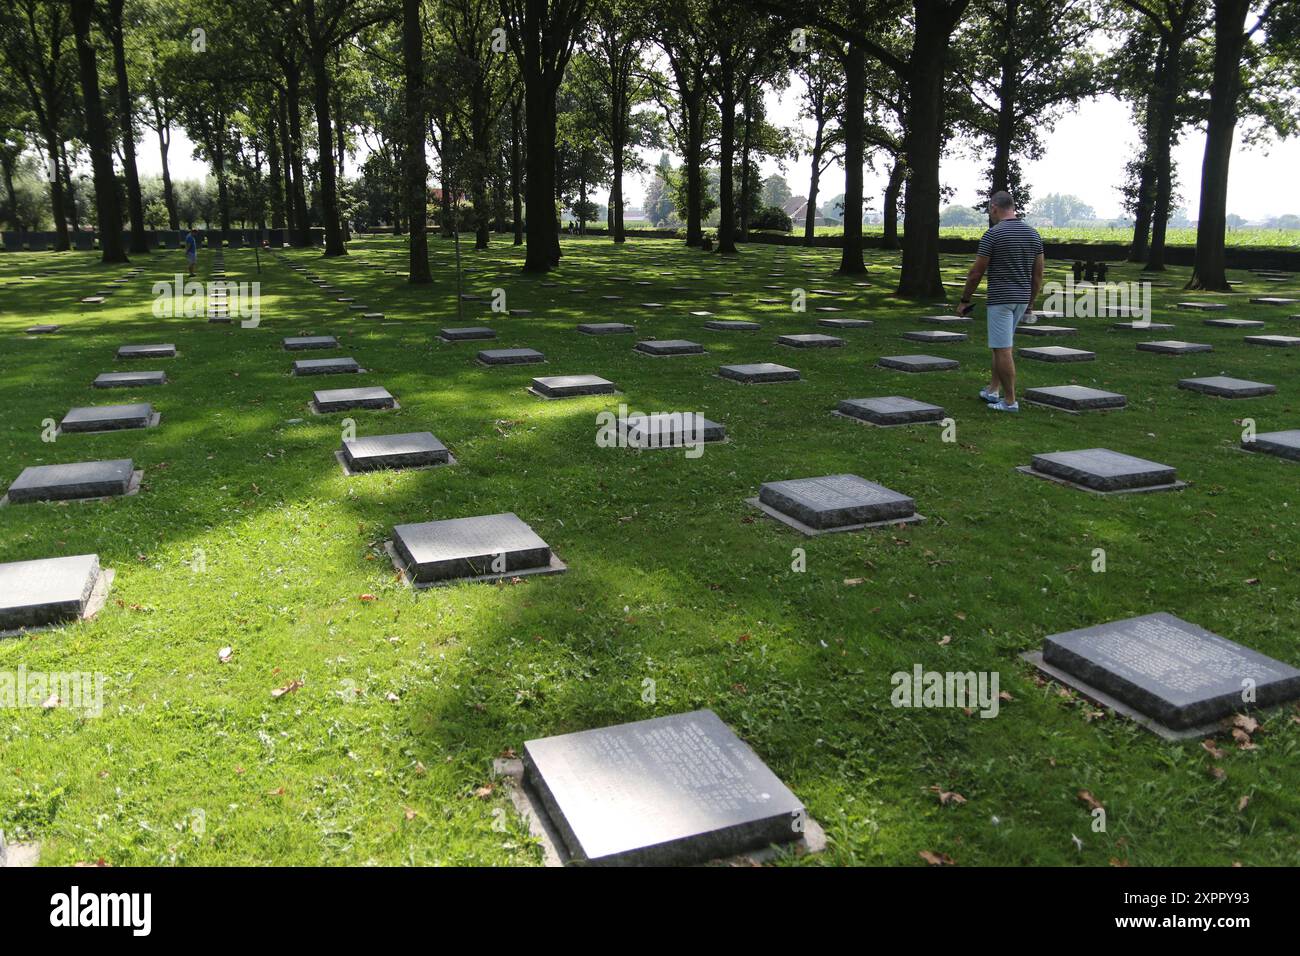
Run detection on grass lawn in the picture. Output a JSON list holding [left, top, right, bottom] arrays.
[[805, 224, 1300, 248], [1, 235, 1298, 866]]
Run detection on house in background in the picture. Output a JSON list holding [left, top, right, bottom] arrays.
[[781, 195, 841, 227]]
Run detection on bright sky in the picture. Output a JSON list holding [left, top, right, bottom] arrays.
[[133, 84, 1299, 225]]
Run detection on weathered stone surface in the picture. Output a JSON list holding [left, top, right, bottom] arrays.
[[1112, 321, 1174, 331], [440, 327, 497, 341], [759, 474, 916, 530], [1023, 385, 1126, 411], [901, 330, 967, 344], [523, 709, 806, 866], [719, 363, 801, 384], [623, 413, 724, 448], [837, 396, 945, 426], [283, 336, 339, 351], [1030, 448, 1177, 492], [634, 339, 705, 356], [1041, 612, 1300, 731], [292, 357, 361, 376], [1178, 376, 1276, 398], [478, 348, 545, 365], [1016, 325, 1078, 336], [393, 512, 556, 583], [93, 371, 166, 389], [342, 432, 448, 471], [577, 323, 634, 335], [116, 344, 176, 359], [1245, 429, 1300, 461], [312, 386, 396, 412], [1017, 346, 1096, 363], [0, 554, 102, 630], [704, 320, 761, 331], [777, 333, 844, 348], [1243, 334, 1300, 347], [877, 354, 959, 372], [1175, 302, 1228, 311], [60, 403, 154, 432], [918, 315, 971, 325], [817, 318, 872, 329], [531, 375, 616, 398], [7, 459, 135, 503], [1136, 340, 1213, 354], [1203, 318, 1264, 328]]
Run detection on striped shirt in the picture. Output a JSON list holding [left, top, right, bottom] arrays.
[[977, 218, 1043, 305]]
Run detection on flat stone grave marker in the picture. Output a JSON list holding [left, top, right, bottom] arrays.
[[93, 371, 166, 389], [719, 363, 800, 384], [479, 348, 545, 365], [530, 375, 616, 398], [1112, 321, 1174, 331], [389, 512, 565, 586], [508, 309, 532, 317], [283, 336, 339, 351], [312, 386, 397, 413], [1100, 306, 1149, 319], [1178, 376, 1275, 398], [1204, 318, 1264, 329], [59, 403, 157, 433], [1176, 302, 1228, 311], [5, 459, 139, 504], [292, 357, 361, 376], [1031, 310, 1066, 321], [521, 709, 808, 866], [25, 325, 60, 335], [1023, 385, 1126, 412], [577, 322, 634, 335], [705, 319, 760, 331], [624, 412, 725, 449], [1244, 334, 1300, 348], [0, 554, 111, 632], [901, 330, 967, 344], [634, 339, 705, 356], [1137, 340, 1212, 355], [817, 318, 872, 329], [117, 344, 175, 360], [1020, 448, 1182, 494], [1017, 325, 1078, 337], [1250, 297, 1298, 305], [757, 297, 782, 304], [919, 315, 971, 325], [80, 296, 106, 304], [363, 313, 385, 321], [778, 333, 843, 349], [877, 354, 959, 373], [640, 302, 665, 309], [1025, 612, 1300, 738], [836, 396, 945, 427], [339, 431, 449, 473], [440, 326, 497, 342], [751, 473, 921, 534], [1244, 429, 1300, 461], [600, 295, 623, 301], [814, 306, 844, 313], [337, 296, 355, 303], [1018, 345, 1095, 363]]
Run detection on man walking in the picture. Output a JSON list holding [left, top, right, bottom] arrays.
[[184, 228, 199, 277], [956, 191, 1044, 413]]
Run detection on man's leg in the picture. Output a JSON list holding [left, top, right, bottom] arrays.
[[993, 348, 1016, 405]]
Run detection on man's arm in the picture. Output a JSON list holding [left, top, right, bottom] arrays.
[[958, 255, 989, 316], [1029, 253, 1044, 305]]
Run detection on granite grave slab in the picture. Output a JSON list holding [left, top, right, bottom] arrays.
[[530, 375, 617, 398], [283, 336, 339, 351], [5, 459, 139, 504], [1023, 385, 1126, 412], [116, 344, 176, 360], [1022, 448, 1181, 493], [390, 512, 565, 585], [1244, 429, 1300, 461], [719, 363, 800, 384], [634, 339, 705, 356], [777, 333, 844, 348], [901, 330, 967, 344], [1016, 325, 1077, 337], [877, 354, 959, 372], [340, 432, 449, 473], [292, 357, 361, 376], [577, 322, 635, 335], [623, 413, 725, 448], [1203, 318, 1264, 329], [1136, 340, 1212, 355], [59, 403, 157, 433], [1017, 346, 1096, 363], [441, 326, 497, 342], [311, 386, 397, 413], [93, 371, 166, 389], [1177, 376, 1275, 398], [704, 320, 761, 331], [1243, 334, 1300, 347], [478, 348, 545, 365], [836, 396, 945, 426], [817, 318, 872, 329], [752, 474, 921, 534], [0, 554, 111, 632]]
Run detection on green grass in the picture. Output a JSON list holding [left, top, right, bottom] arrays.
[[1, 236, 1298, 866]]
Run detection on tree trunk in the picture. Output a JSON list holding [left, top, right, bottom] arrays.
[[989, 0, 1019, 194], [151, 96, 180, 230], [285, 66, 311, 246], [882, 157, 904, 250], [521, 61, 556, 271], [738, 91, 753, 240], [1, 154, 19, 231], [266, 111, 286, 230], [682, 87, 704, 246], [108, 0, 147, 253], [70, 0, 128, 263], [837, 41, 866, 274], [1187, 0, 1250, 291], [212, 128, 231, 232], [611, 122, 625, 242], [896, 11, 951, 299], [41, 132, 71, 250], [805, 119, 823, 244], [716, 62, 737, 255], [402, 0, 431, 282], [1145, 33, 1184, 271], [308, 44, 346, 256]]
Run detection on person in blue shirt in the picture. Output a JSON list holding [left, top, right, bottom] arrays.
[[185, 229, 199, 276]]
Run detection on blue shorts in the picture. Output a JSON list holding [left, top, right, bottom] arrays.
[[987, 303, 1028, 349]]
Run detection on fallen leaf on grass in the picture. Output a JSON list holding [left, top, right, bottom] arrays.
[[404, 807, 417, 821], [1077, 790, 1104, 812], [1232, 715, 1259, 734], [937, 635, 951, 646], [218, 646, 233, 663], [928, 786, 966, 806], [359, 593, 377, 602], [918, 850, 955, 866], [1236, 795, 1250, 812], [473, 784, 494, 799], [271, 679, 303, 698], [1201, 739, 1226, 760]]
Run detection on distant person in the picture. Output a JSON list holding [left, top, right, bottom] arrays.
[[185, 229, 199, 277], [956, 191, 1044, 413]]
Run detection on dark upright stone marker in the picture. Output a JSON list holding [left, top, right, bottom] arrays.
[[0, 554, 106, 631], [522, 709, 806, 866], [836, 396, 945, 426], [1034, 612, 1300, 735], [755, 474, 919, 533], [6, 459, 137, 503], [391, 512, 563, 584], [1178, 376, 1275, 398], [1025, 448, 1179, 493]]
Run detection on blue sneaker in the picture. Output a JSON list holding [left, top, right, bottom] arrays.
[[979, 387, 1000, 403], [988, 400, 1020, 413]]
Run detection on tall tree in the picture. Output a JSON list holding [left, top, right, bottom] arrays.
[[101, 0, 148, 253], [70, 0, 128, 262], [796, 39, 844, 244], [402, 0, 432, 282], [656, 0, 712, 247]]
